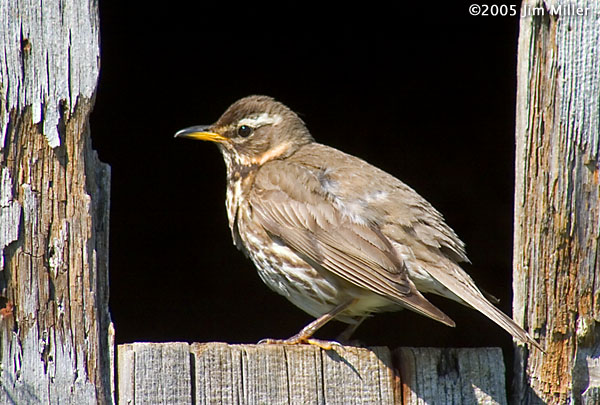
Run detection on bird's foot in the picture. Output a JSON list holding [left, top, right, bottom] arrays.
[[258, 336, 341, 350]]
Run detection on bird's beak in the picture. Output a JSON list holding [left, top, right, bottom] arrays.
[[174, 125, 227, 143]]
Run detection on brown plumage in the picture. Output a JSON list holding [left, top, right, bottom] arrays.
[[175, 95, 540, 349]]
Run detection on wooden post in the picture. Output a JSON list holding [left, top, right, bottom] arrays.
[[513, 0, 600, 403], [0, 0, 112, 404], [117, 343, 507, 405]]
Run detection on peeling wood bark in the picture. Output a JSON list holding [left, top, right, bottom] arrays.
[[0, 0, 112, 403], [513, 0, 600, 403], [117, 343, 507, 405]]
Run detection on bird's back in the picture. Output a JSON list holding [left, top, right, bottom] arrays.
[[283, 142, 470, 266]]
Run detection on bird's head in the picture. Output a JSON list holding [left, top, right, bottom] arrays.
[[175, 95, 314, 170]]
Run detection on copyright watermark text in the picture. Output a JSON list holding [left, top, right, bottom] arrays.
[[468, 4, 517, 16], [468, 3, 592, 17]]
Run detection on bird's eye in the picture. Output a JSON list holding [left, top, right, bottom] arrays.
[[237, 125, 253, 138]]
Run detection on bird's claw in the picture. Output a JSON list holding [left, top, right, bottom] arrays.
[[258, 336, 341, 350]]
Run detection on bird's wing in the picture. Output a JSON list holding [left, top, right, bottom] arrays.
[[287, 144, 540, 347], [293, 143, 470, 264], [250, 161, 455, 327]]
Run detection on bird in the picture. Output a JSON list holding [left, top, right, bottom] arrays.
[[175, 95, 540, 349]]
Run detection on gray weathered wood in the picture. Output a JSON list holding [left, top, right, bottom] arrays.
[[397, 347, 506, 405], [118, 342, 192, 405], [0, 0, 112, 403], [117, 342, 507, 404], [513, 0, 600, 403]]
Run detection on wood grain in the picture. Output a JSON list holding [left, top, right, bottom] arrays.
[[514, 0, 600, 403], [397, 347, 506, 405], [0, 0, 112, 403], [117, 342, 507, 404]]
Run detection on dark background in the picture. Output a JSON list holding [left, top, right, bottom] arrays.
[[94, 2, 523, 357]]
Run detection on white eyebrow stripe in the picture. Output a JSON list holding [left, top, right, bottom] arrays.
[[239, 113, 282, 128]]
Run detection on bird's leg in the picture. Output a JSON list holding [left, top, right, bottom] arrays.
[[336, 315, 367, 344], [259, 298, 357, 350]]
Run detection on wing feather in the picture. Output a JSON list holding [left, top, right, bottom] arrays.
[[250, 164, 454, 326]]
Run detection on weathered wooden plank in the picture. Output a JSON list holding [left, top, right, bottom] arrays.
[[191, 343, 335, 404], [0, 0, 99, 148], [321, 345, 395, 404], [279, 344, 323, 403], [118, 342, 137, 404], [513, 0, 600, 403], [118, 342, 192, 405], [118, 343, 507, 404], [0, 0, 112, 403], [192, 342, 243, 404], [397, 347, 507, 405], [238, 344, 290, 403]]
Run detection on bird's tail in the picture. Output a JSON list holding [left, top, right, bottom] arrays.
[[427, 263, 542, 350]]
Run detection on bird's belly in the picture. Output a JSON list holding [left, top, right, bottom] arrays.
[[239, 223, 397, 323], [243, 231, 339, 315]]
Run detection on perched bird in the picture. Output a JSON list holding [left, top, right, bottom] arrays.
[[175, 95, 539, 349]]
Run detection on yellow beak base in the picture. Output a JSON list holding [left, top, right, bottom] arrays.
[[174, 126, 227, 143]]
